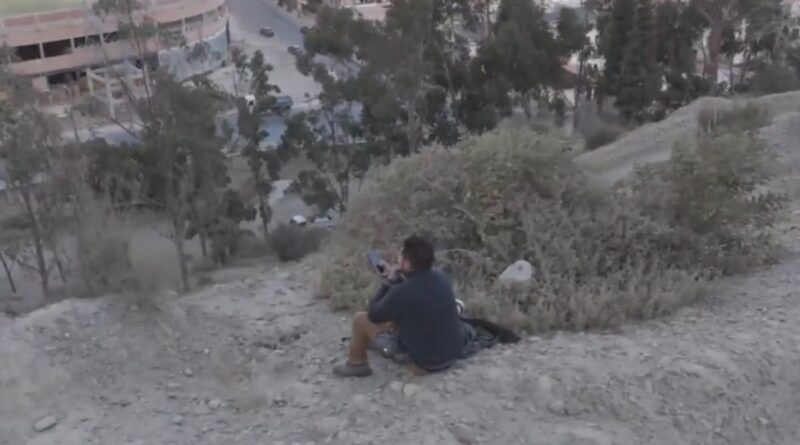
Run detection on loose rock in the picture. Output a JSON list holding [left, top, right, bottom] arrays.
[[208, 399, 223, 410], [498, 260, 534, 284], [403, 383, 421, 397], [33, 415, 59, 433], [389, 381, 404, 393], [547, 399, 566, 415]]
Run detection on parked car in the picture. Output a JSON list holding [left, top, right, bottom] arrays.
[[287, 45, 303, 56], [259, 27, 274, 37], [269, 95, 293, 114], [300, 25, 312, 34], [289, 214, 337, 229]]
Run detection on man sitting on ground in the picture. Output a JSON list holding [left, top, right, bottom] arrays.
[[333, 236, 464, 377]]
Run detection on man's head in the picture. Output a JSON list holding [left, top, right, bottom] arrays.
[[399, 235, 435, 273]]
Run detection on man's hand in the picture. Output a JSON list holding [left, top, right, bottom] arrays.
[[379, 260, 399, 281]]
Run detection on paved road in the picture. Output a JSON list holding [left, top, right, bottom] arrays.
[[227, 0, 319, 103]]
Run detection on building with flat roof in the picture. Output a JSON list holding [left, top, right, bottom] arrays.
[[0, 0, 229, 94]]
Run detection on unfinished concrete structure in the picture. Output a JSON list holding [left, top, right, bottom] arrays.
[[0, 0, 229, 95]]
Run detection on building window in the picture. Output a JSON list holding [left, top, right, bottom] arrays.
[[14, 44, 41, 61], [42, 39, 73, 58], [103, 31, 120, 43]]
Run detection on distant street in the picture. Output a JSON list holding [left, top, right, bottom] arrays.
[[226, 0, 320, 103], [67, 0, 322, 147]]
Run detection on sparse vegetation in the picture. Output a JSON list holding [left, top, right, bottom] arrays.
[[270, 224, 325, 262], [583, 122, 626, 150], [697, 102, 772, 137], [321, 123, 785, 333]]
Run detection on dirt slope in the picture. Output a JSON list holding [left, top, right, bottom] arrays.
[[2, 95, 800, 445], [575, 91, 800, 187]]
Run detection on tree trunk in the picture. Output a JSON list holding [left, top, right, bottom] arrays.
[[484, 1, 493, 39], [728, 57, 735, 92], [705, 20, 723, 85], [200, 231, 208, 257], [53, 251, 67, 284], [0, 251, 16, 293], [739, 49, 752, 86], [521, 93, 532, 118], [405, 99, 421, 155], [172, 216, 190, 293], [258, 192, 270, 241], [20, 190, 50, 301]]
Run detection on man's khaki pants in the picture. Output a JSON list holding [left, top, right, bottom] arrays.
[[347, 311, 427, 375]]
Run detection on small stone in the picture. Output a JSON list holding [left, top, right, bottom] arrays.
[[203, 348, 211, 356], [208, 399, 223, 410], [535, 375, 553, 397], [449, 424, 476, 444], [172, 415, 184, 426], [757, 417, 770, 427], [502, 401, 515, 410], [402, 383, 421, 397], [389, 381, 404, 393], [33, 415, 59, 432], [183, 368, 194, 377], [166, 382, 182, 390], [351, 394, 369, 408], [315, 416, 345, 436], [547, 399, 566, 415]]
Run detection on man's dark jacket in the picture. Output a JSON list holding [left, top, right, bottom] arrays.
[[367, 269, 464, 370]]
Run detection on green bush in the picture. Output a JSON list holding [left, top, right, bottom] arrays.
[[697, 102, 772, 137], [583, 122, 625, 150], [270, 223, 325, 262], [321, 128, 786, 333]]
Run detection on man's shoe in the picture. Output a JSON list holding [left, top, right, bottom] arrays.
[[333, 362, 373, 378]]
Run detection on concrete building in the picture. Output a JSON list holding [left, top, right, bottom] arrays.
[[0, 0, 230, 94]]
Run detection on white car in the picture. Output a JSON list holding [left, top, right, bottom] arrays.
[[289, 214, 337, 228]]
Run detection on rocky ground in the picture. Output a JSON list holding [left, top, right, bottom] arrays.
[[3, 96, 800, 445]]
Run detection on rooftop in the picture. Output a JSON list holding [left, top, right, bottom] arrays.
[[0, 0, 89, 18]]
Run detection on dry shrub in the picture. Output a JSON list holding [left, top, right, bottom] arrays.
[[234, 229, 269, 259], [323, 130, 700, 331], [697, 102, 772, 137], [630, 134, 787, 276], [73, 204, 137, 296], [583, 122, 625, 150], [322, 126, 785, 333], [270, 224, 325, 262]]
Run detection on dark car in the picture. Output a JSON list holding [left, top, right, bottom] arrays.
[[287, 45, 303, 56], [269, 95, 293, 114], [300, 25, 312, 34], [259, 27, 274, 37]]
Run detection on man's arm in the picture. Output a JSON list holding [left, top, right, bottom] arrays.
[[367, 282, 409, 324]]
